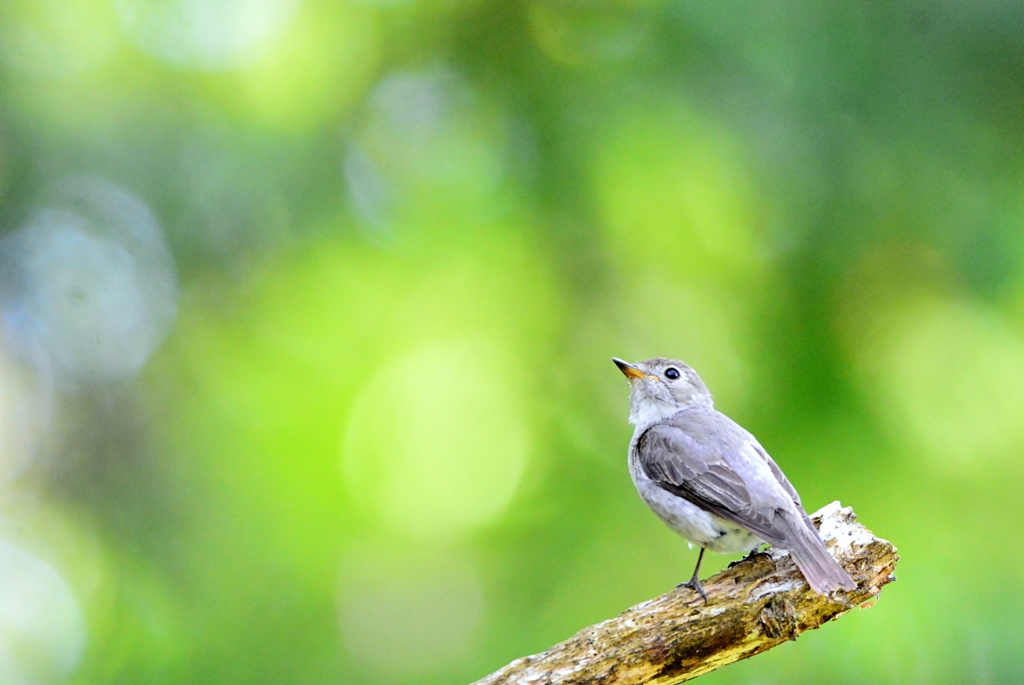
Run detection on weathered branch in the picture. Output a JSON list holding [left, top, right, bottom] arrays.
[[473, 502, 897, 685]]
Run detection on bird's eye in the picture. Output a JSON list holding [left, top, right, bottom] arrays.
[[664, 367, 680, 380]]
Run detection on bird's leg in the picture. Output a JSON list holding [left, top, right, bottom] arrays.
[[676, 547, 707, 602], [742, 544, 767, 562], [729, 544, 768, 569]]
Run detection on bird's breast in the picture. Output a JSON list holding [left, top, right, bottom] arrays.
[[628, 448, 762, 553]]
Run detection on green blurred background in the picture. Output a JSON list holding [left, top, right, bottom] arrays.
[[0, 1, 1022, 684]]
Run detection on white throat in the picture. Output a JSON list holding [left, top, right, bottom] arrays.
[[629, 397, 684, 432]]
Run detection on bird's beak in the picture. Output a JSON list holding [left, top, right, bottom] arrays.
[[612, 357, 650, 381]]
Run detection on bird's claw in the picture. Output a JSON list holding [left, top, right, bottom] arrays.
[[677, 577, 708, 603], [728, 546, 769, 569]]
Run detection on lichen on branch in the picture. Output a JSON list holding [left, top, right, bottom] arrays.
[[472, 502, 898, 685]]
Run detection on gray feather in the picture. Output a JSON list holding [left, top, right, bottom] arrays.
[[635, 407, 856, 593]]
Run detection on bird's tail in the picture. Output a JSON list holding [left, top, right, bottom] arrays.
[[789, 515, 857, 594]]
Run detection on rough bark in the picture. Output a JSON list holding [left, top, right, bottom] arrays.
[[472, 502, 897, 685]]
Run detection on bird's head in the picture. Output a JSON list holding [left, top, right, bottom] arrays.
[[612, 357, 713, 428]]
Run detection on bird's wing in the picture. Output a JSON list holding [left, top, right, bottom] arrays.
[[635, 409, 804, 548], [754, 441, 803, 509]]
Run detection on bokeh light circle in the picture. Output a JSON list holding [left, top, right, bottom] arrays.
[[0, 539, 87, 685], [113, 0, 300, 71], [341, 339, 529, 540], [344, 69, 510, 241], [863, 295, 1024, 470], [0, 178, 178, 386]]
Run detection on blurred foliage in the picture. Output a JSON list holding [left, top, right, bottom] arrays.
[[0, 1, 1022, 684]]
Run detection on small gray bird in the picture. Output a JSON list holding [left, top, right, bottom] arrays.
[[613, 357, 856, 599]]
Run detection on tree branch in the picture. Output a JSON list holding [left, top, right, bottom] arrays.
[[472, 502, 897, 685]]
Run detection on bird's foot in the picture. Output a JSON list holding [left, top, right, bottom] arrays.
[[743, 545, 769, 562], [676, 577, 708, 603], [729, 546, 769, 569]]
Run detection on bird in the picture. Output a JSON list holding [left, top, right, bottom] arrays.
[[612, 356, 856, 600]]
